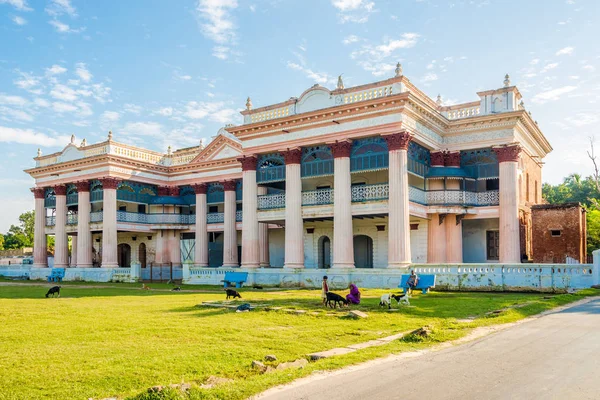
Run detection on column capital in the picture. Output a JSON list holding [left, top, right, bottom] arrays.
[[222, 180, 237, 191], [430, 151, 445, 167], [282, 148, 302, 164], [75, 181, 90, 192], [54, 185, 67, 196], [445, 151, 461, 167], [193, 183, 207, 194], [330, 140, 352, 158], [99, 177, 121, 190], [158, 186, 169, 196], [383, 131, 412, 151], [31, 187, 45, 199], [237, 155, 258, 171], [493, 145, 521, 163], [168, 186, 180, 197]]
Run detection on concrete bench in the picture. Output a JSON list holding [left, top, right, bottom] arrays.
[[222, 272, 248, 288], [47, 268, 65, 283], [399, 274, 436, 294]]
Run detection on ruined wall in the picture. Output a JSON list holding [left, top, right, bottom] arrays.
[[532, 203, 586, 263]]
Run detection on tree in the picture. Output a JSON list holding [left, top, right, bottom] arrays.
[[0, 234, 4, 251], [2, 210, 35, 250]]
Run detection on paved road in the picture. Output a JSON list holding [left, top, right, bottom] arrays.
[[258, 298, 600, 400]]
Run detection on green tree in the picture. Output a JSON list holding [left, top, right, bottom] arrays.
[[587, 210, 600, 255], [0, 234, 4, 251], [2, 210, 35, 250]]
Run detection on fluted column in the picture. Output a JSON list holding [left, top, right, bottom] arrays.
[[193, 184, 208, 267], [155, 230, 167, 265], [70, 235, 78, 266], [331, 140, 354, 269], [446, 214, 463, 263], [100, 178, 120, 268], [283, 149, 304, 268], [54, 185, 68, 268], [169, 230, 181, 267], [239, 156, 260, 268], [258, 186, 270, 267], [31, 188, 47, 268], [384, 132, 412, 267], [222, 181, 238, 267], [75, 181, 92, 267], [494, 145, 522, 263]]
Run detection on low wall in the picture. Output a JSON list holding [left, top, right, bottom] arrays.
[[0, 265, 140, 283], [184, 263, 599, 292]]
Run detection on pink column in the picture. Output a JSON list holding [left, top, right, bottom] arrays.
[[155, 230, 167, 265], [258, 186, 270, 267], [446, 214, 463, 263], [168, 230, 181, 267], [331, 140, 354, 269], [222, 181, 239, 267], [75, 181, 92, 267], [239, 156, 260, 268], [100, 178, 119, 268], [427, 214, 447, 263], [54, 185, 68, 268], [193, 184, 208, 267], [384, 132, 412, 267], [494, 145, 522, 263], [282, 149, 304, 268], [70, 235, 78, 266], [31, 188, 47, 268]]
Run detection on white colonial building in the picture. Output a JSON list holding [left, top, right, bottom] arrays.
[[25, 68, 552, 282]]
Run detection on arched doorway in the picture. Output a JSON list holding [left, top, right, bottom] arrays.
[[353, 235, 373, 268], [117, 243, 131, 268], [317, 236, 331, 269], [138, 243, 147, 268]]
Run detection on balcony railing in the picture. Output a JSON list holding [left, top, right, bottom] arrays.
[[46, 216, 55, 226], [66, 214, 78, 225], [90, 211, 103, 222], [302, 188, 334, 206], [236, 210, 243, 222], [207, 212, 224, 224], [257, 185, 500, 210]]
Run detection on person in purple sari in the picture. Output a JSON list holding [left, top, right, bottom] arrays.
[[346, 283, 361, 305]]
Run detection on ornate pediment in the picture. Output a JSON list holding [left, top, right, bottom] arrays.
[[190, 133, 242, 163]]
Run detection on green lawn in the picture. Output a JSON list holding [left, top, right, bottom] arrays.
[[0, 282, 595, 400]]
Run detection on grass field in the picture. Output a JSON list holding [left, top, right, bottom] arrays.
[[0, 281, 595, 400]]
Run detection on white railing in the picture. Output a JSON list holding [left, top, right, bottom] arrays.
[[258, 193, 286, 209], [302, 188, 334, 206], [116, 211, 147, 223], [66, 214, 78, 225], [446, 106, 481, 120], [37, 156, 58, 167], [90, 211, 103, 222], [351, 183, 389, 202], [409, 186, 427, 205], [207, 212, 224, 224], [475, 190, 500, 206], [236, 210, 243, 222], [249, 105, 293, 123], [171, 153, 198, 166], [45, 216, 55, 226], [426, 190, 465, 205], [343, 85, 394, 104]]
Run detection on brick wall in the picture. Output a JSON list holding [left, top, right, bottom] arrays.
[[532, 203, 586, 263]]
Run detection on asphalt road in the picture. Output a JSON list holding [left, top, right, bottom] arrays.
[[258, 297, 600, 400]]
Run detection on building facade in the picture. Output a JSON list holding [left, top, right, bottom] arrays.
[[25, 69, 552, 273]]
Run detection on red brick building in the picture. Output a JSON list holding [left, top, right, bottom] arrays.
[[531, 203, 587, 263]]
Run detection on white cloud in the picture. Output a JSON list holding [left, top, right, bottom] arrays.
[[286, 61, 336, 85], [196, 0, 239, 60], [75, 62, 92, 82], [45, 0, 77, 17], [332, 0, 375, 23], [46, 64, 67, 75], [13, 71, 42, 94], [0, 106, 33, 122], [52, 101, 78, 113], [183, 101, 239, 124], [155, 107, 173, 116], [48, 19, 84, 33], [350, 33, 419, 76], [50, 83, 78, 102], [342, 35, 360, 45], [101, 111, 120, 122], [0, 93, 27, 107], [531, 86, 577, 104], [124, 104, 142, 114], [0, 0, 32, 11], [540, 62, 559, 73], [122, 121, 163, 137], [0, 126, 71, 147], [564, 112, 598, 127], [582, 64, 596, 72], [33, 98, 50, 108], [356, 61, 395, 77], [12, 15, 26, 25], [421, 72, 438, 83], [556, 46, 574, 56]]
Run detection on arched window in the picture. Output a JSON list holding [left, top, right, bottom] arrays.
[[301, 146, 333, 177], [257, 153, 285, 183]]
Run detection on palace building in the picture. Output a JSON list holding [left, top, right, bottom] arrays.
[[25, 67, 552, 278]]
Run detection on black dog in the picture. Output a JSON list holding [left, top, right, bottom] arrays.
[[171, 287, 181, 292], [45, 286, 61, 298], [325, 292, 348, 308], [225, 288, 242, 299], [252, 284, 263, 290]]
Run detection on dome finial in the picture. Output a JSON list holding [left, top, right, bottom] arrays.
[[395, 62, 403, 77], [167, 145, 172, 156], [246, 97, 252, 111], [504, 73, 511, 87], [37, 148, 42, 157], [108, 130, 113, 141], [436, 94, 442, 106], [70, 134, 75, 144]]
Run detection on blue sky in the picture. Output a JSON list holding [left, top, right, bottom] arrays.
[[0, 0, 598, 232]]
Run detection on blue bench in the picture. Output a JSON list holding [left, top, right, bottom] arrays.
[[222, 272, 248, 288], [47, 268, 65, 283], [399, 274, 436, 294]]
